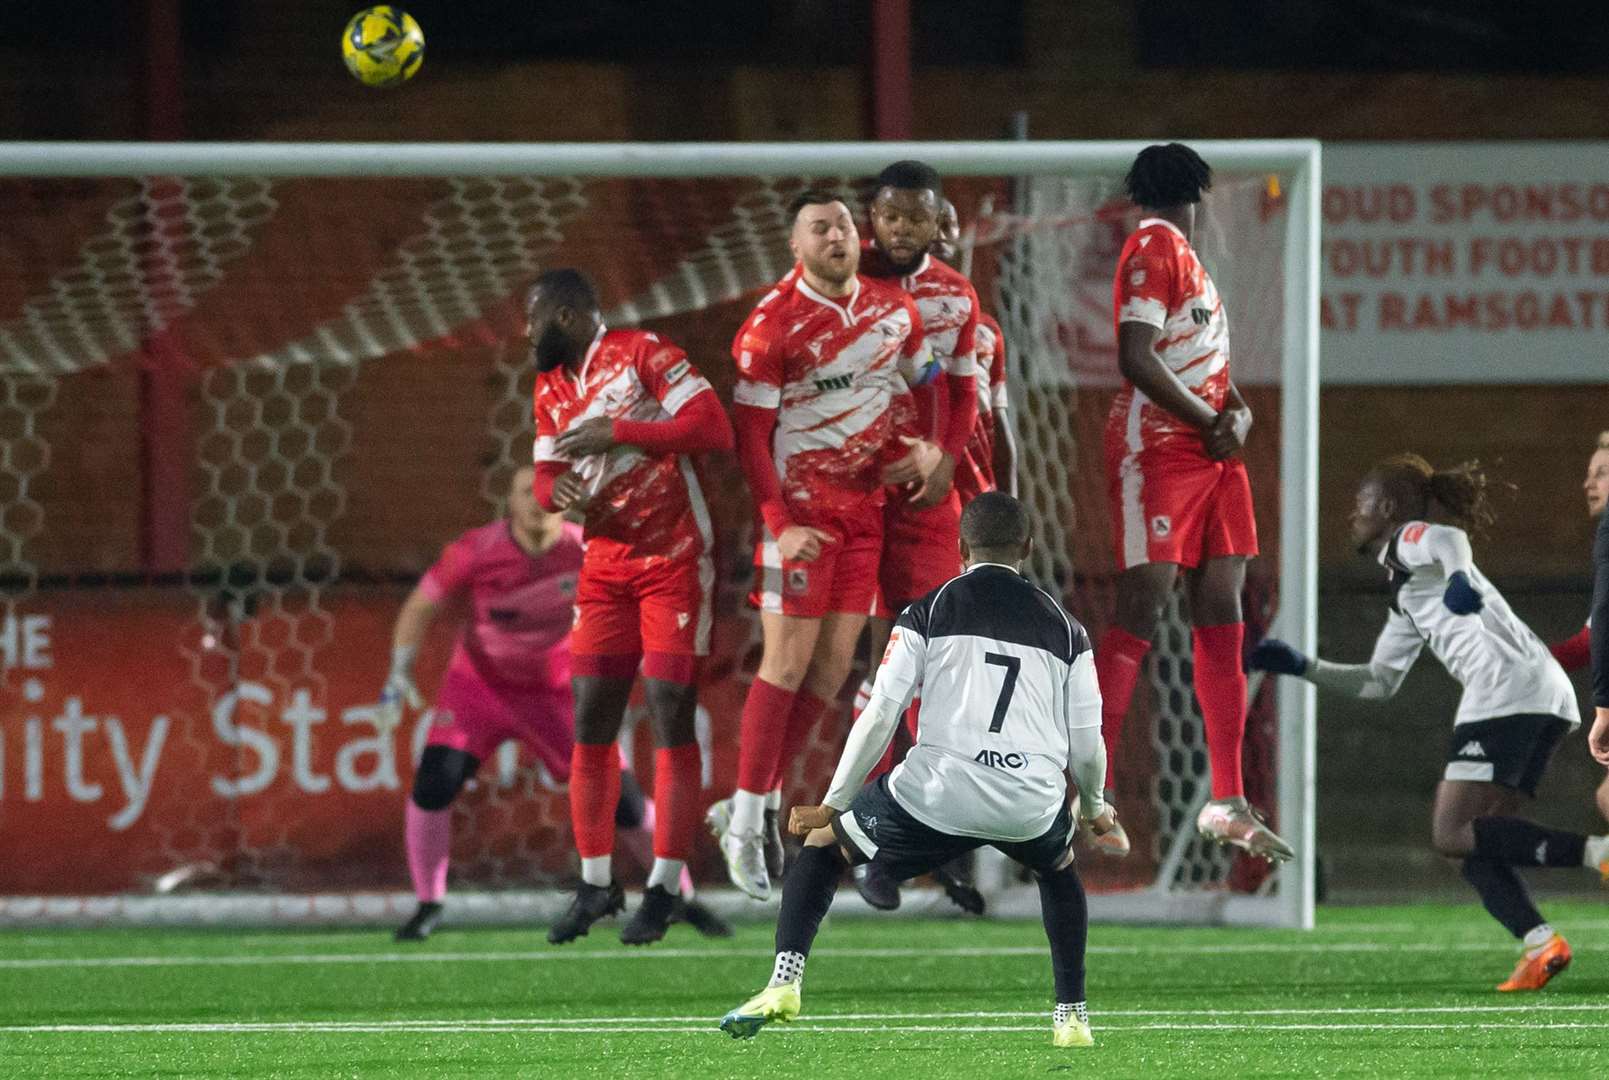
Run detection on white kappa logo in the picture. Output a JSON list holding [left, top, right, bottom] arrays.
[[1457, 740, 1486, 758], [676, 612, 690, 630]]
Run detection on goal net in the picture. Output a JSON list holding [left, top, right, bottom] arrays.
[[0, 142, 1318, 928]]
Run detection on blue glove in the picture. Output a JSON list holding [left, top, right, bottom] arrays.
[[1247, 638, 1309, 677], [1443, 571, 1484, 616]]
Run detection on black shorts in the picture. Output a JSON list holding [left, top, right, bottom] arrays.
[[1443, 714, 1573, 798], [830, 775, 1075, 880]]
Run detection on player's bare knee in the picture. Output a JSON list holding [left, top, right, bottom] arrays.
[[1431, 820, 1474, 858]]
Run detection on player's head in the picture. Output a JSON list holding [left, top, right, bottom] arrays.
[[526, 268, 602, 372], [959, 491, 1033, 568], [1352, 453, 1498, 553], [789, 190, 859, 287], [871, 160, 943, 274], [1584, 431, 1609, 518], [1125, 143, 1212, 229], [507, 464, 553, 538], [931, 197, 962, 265]]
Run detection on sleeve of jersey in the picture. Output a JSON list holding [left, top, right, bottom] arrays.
[[1591, 507, 1609, 707], [822, 617, 927, 811], [417, 535, 474, 604], [611, 348, 733, 455], [530, 460, 569, 513], [938, 287, 979, 458], [611, 373, 733, 453], [989, 331, 1010, 410], [1116, 247, 1176, 329], [1550, 624, 1592, 671], [733, 402, 792, 538], [1306, 611, 1423, 701], [1063, 650, 1107, 819], [1394, 522, 1474, 576]]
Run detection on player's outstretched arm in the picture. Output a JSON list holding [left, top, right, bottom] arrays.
[[1250, 618, 1422, 702], [377, 585, 437, 732]]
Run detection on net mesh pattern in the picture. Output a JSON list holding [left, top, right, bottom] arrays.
[[0, 169, 1289, 901]]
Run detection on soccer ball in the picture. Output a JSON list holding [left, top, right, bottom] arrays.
[[341, 7, 425, 88]]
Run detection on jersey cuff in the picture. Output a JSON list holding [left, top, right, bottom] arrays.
[[733, 380, 781, 409], [1118, 298, 1167, 328]]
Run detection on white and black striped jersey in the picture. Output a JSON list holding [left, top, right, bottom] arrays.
[[1356, 522, 1578, 727], [874, 562, 1101, 842]]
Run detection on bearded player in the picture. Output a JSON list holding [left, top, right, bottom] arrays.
[[527, 269, 735, 945], [1549, 431, 1609, 822], [708, 191, 931, 900], [1095, 143, 1293, 860], [852, 187, 1012, 911]]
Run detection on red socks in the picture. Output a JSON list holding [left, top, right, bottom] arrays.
[[1094, 626, 1152, 787], [569, 742, 621, 859], [1193, 621, 1247, 800], [772, 691, 833, 791], [736, 677, 795, 795], [652, 743, 702, 861]]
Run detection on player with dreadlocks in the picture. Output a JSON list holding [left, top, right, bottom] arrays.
[[1095, 142, 1292, 861], [1250, 454, 1608, 992]]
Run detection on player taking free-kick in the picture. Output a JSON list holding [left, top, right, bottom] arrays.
[[1096, 142, 1292, 861], [852, 183, 1005, 912], [527, 269, 736, 945], [719, 493, 1114, 1048], [1251, 455, 1608, 991], [708, 190, 932, 900]]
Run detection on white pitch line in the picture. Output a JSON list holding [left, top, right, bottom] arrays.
[[2, 1020, 1606, 1036], [0, 939, 1554, 972]]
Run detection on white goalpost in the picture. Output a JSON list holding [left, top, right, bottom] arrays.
[[0, 140, 1319, 929]]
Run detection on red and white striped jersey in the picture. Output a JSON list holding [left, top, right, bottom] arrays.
[[731, 270, 926, 524], [1107, 217, 1230, 455], [955, 311, 1010, 504], [532, 326, 714, 563], [862, 246, 979, 445]]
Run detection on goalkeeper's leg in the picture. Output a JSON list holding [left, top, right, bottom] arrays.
[[397, 745, 481, 942]]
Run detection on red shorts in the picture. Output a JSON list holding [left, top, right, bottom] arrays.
[[428, 660, 574, 779], [572, 553, 713, 658], [751, 511, 882, 618], [1106, 441, 1259, 571], [873, 491, 962, 619]]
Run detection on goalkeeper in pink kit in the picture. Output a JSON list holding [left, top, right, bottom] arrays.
[[377, 465, 726, 941]]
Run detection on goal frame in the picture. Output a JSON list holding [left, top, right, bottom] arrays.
[[0, 140, 1320, 929]]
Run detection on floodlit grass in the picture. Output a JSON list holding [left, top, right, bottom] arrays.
[[2, 901, 1607, 1077]]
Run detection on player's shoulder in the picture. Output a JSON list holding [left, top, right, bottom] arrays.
[[1125, 218, 1190, 259], [918, 257, 977, 297], [452, 519, 511, 558]]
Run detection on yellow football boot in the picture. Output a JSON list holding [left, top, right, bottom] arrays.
[[719, 980, 801, 1039]]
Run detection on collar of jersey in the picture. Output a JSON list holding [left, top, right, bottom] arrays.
[[795, 275, 862, 324], [1138, 216, 1188, 242], [964, 561, 1021, 576], [899, 252, 932, 287], [572, 323, 609, 388]]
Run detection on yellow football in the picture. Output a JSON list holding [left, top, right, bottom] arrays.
[[341, 7, 425, 88]]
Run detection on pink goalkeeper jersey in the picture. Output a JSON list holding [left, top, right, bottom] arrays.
[[418, 520, 584, 691]]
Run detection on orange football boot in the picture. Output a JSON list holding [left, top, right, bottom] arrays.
[[1496, 934, 1571, 992]]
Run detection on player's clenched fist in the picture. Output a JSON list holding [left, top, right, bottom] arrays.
[[788, 803, 835, 836], [549, 471, 589, 511], [776, 524, 836, 562]]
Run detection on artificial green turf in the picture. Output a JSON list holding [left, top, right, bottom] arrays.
[[2, 901, 1607, 1078]]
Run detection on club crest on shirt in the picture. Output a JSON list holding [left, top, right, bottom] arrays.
[[786, 567, 809, 595], [1151, 515, 1172, 538]]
